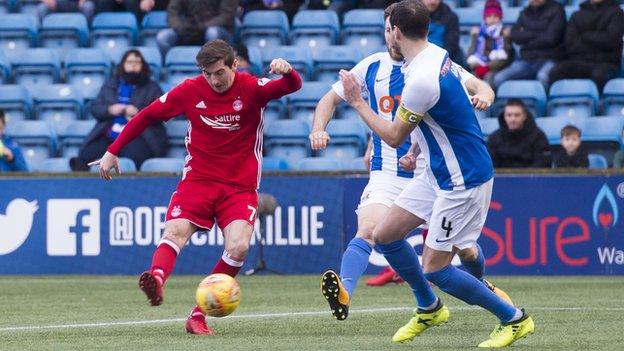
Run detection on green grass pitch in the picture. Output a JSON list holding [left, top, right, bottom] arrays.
[[1, 275, 623, 350]]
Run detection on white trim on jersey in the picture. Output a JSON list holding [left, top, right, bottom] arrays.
[[254, 107, 265, 188], [422, 114, 466, 190]]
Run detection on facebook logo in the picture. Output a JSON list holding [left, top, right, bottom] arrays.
[[47, 200, 100, 256]]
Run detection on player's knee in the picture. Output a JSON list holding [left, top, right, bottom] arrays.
[[372, 230, 392, 245], [161, 230, 187, 249], [226, 240, 250, 260], [355, 226, 375, 245], [458, 247, 478, 261]]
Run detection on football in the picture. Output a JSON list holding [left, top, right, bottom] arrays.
[[195, 273, 241, 317]]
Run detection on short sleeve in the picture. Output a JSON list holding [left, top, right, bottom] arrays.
[[332, 53, 383, 100], [452, 62, 474, 84], [399, 76, 440, 117]]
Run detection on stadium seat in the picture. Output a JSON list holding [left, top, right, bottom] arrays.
[[478, 117, 500, 137], [262, 156, 290, 171], [139, 10, 167, 47], [64, 48, 111, 103], [296, 157, 342, 171], [111, 46, 162, 81], [288, 82, 331, 123], [0, 13, 38, 58], [0, 0, 14, 14], [341, 9, 384, 57], [319, 119, 368, 163], [140, 157, 185, 172], [39, 157, 71, 173], [548, 79, 599, 118], [31, 84, 83, 125], [582, 117, 623, 167], [165, 119, 188, 158], [262, 45, 313, 80], [344, 157, 367, 171], [12, 48, 61, 91], [39, 13, 89, 54], [246, 45, 262, 76], [0, 49, 10, 83], [588, 153, 608, 169], [502, 7, 522, 26], [492, 80, 548, 117], [14, 0, 39, 17], [264, 98, 286, 125], [0, 84, 32, 122], [57, 119, 95, 157], [564, 6, 577, 20], [291, 10, 340, 52], [453, 8, 480, 54], [89, 157, 137, 173], [601, 78, 624, 117], [535, 116, 586, 144], [241, 10, 289, 49], [91, 12, 138, 60], [165, 46, 201, 85], [264, 120, 310, 167], [4, 120, 57, 170], [313, 45, 361, 82]]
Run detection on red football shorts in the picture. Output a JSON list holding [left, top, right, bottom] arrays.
[[165, 179, 258, 231]]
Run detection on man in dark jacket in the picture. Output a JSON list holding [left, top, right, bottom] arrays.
[[549, 0, 624, 90], [487, 99, 551, 168], [423, 0, 466, 68], [492, 0, 565, 90], [156, 0, 238, 54]]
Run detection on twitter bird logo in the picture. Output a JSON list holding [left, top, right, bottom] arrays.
[[0, 199, 38, 255]]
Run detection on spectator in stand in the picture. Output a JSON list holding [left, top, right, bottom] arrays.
[[548, 0, 624, 90], [156, 0, 238, 55], [492, 0, 565, 90], [0, 111, 29, 172], [613, 128, 624, 169], [235, 44, 255, 75], [38, 0, 96, 23], [70, 49, 168, 171], [422, 0, 467, 68], [466, 0, 511, 82], [325, 0, 398, 17], [487, 99, 551, 168], [240, 0, 304, 22], [552, 125, 588, 168], [95, 0, 168, 22]]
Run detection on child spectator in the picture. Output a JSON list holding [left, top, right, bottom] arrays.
[[553, 124, 588, 168], [0, 110, 29, 172], [467, 0, 511, 80]]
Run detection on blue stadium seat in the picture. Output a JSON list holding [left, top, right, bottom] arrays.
[[246, 45, 262, 76], [548, 79, 599, 118], [31, 84, 83, 125], [39, 157, 71, 173], [291, 10, 340, 52], [0, 85, 32, 122], [91, 12, 138, 60], [140, 10, 167, 47], [165, 46, 200, 85], [0, 49, 9, 83], [14, 0, 39, 17], [263, 45, 313, 80], [241, 10, 289, 49], [313, 45, 361, 82], [344, 156, 367, 171], [140, 157, 185, 172], [4, 120, 57, 170], [39, 13, 89, 54], [0, 0, 14, 13], [535, 116, 578, 144], [264, 120, 310, 167], [478, 117, 500, 137], [264, 98, 286, 125], [492, 80, 548, 117], [12, 48, 61, 91], [296, 157, 342, 171], [502, 7, 522, 26], [319, 119, 367, 163], [111, 46, 162, 81], [262, 156, 290, 171], [0, 13, 37, 58], [90, 157, 137, 173], [288, 82, 331, 123], [588, 153, 608, 169], [64, 48, 111, 103], [57, 119, 95, 157], [165, 120, 188, 158], [453, 8, 480, 54], [601, 78, 624, 117], [341, 9, 384, 57], [582, 116, 624, 143]]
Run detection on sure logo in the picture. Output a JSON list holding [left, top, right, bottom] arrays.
[[47, 199, 100, 256]]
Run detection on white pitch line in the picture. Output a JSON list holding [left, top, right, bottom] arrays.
[[1, 306, 623, 332]]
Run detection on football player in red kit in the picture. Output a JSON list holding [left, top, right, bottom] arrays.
[[90, 40, 302, 335]]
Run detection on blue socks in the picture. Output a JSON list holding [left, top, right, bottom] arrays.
[[377, 239, 437, 309], [425, 265, 517, 323], [460, 243, 485, 281], [339, 237, 372, 298]]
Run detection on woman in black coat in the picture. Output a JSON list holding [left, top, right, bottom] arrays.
[[71, 49, 168, 171]]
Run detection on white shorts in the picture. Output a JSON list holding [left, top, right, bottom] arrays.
[[357, 171, 412, 210], [394, 172, 493, 252]]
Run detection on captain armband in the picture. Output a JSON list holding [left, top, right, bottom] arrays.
[[396, 104, 423, 125]]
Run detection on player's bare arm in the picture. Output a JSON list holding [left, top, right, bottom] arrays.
[[340, 69, 414, 148], [465, 76, 494, 111], [310, 90, 342, 150]]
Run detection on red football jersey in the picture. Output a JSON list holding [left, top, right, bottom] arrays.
[[108, 71, 302, 189]]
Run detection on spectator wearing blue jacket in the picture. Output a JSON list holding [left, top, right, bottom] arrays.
[[423, 0, 467, 68], [0, 111, 29, 172]]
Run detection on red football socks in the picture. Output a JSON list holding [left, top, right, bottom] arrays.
[[210, 250, 245, 277], [151, 240, 180, 283]]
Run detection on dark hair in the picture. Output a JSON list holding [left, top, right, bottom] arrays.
[[235, 44, 250, 62], [504, 98, 528, 116], [388, 0, 430, 40], [561, 124, 581, 138], [0, 110, 4, 125], [384, 2, 398, 20], [197, 40, 235, 69], [116, 49, 151, 79]]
